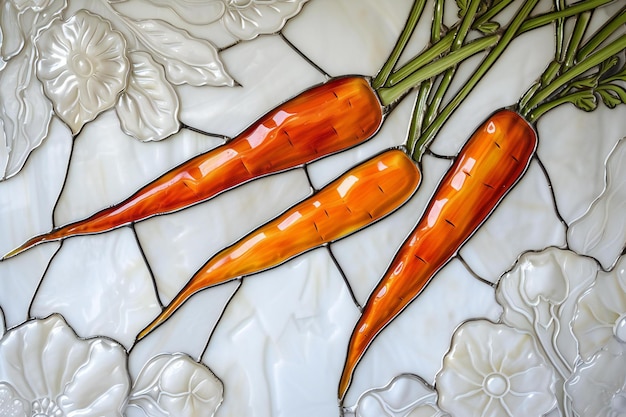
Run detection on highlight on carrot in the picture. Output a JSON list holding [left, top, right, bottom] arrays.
[[136, 149, 421, 341], [2, 76, 383, 261], [337, 109, 537, 400]]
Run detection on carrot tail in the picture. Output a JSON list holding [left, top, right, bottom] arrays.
[[136, 149, 421, 341], [136, 282, 202, 341], [337, 109, 537, 400], [2, 226, 74, 260], [3, 77, 383, 261]]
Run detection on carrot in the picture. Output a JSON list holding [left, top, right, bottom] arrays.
[[136, 149, 421, 341], [2, 76, 382, 260], [337, 109, 537, 400]]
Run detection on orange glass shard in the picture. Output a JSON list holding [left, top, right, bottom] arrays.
[[338, 109, 538, 400], [136, 149, 421, 341], [3, 76, 383, 260]]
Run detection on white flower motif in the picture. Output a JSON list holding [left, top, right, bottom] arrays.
[[128, 353, 223, 417], [348, 374, 448, 417], [565, 342, 626, 417], [137, 0, 308, 40], [221, 0, 309, 40], [572, 255, 626, 360], [35, 10, 129, 134], [0, 314, 130, 417], [0, 0, 66, 61], [11, 0, 59, 13], [436, 320, 557, 417], [496, 248, 598, 375]]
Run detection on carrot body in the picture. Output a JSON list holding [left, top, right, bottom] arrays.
[[3, 77, 382, 260], [137, 149, 421, 340], [337, 109, 537, 400]]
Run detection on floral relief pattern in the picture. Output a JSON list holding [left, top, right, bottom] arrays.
[[0, 314, 130, 417], [572, 255, 626, 361], [1, 2, 626, 417], [346, 374, 448, 417], [120, 0, 310, 40], [567, 138, 626, 270], [128, 353, 223, 417], [0, 0, 308, 179], [565, 343, 626, 417], [35, 10, 130, 135], [436, 320, 557, 417]]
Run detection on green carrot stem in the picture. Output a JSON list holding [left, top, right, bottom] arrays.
[[521, 33, 626, 117], [526, 91, 594, 122], [386, 0, 614, 89], [412, 0, 540, 162], [378, 35, 498, 106], [555, 0, 567, 61], [472, 0, 515, 29], [372, 0, 428, 89], [520, 0, 613, 32], [423, 0, 482, 127], [431, 0, 445, 43], [541, 9, 592, 91], [576, 5, 626, 61], [407, 82, 433, 156], [563, 11, 592, 69], [406, 0, 445, 155]]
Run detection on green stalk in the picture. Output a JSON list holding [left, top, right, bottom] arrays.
[[431, 0, 445, 42], [576, 5, 626, 61], [386, 34, 455, 87], [555, 0, 566, 61], [472, 0, 515, 28], [387, 0, 614, 89], [406, 0, 445, 155], [413, 0, 540, 162], [407, 83, 433, 156], [519, 0, 613, 32], [378, 35, 498, 106], [372, 0, 428, 89], [526, 91, 594, 122], [423, 0, 482, 127], [563, 11, 592, 69], [521, 33, 626, 117]]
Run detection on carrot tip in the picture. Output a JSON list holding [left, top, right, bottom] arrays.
[[2, 246, 25, 261]]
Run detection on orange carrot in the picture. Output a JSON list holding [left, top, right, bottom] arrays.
[[3, 77, 382, 260], [136, 149, 421, 341], [337, 109, 537, 400]]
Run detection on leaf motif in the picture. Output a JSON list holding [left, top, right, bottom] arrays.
[[129, 353, 223, 417], [597, 88, 622, 109], [116, 51, 180, 141], [569, 76, 598, 90], [130, 18, 234, 87], [110, 0, 225, 26], [598, 55, 619, 78], [0, 2, 24, 60], [573, 91, 597, 112], [0, 47, 52, 180], [221, 0, 310, 41], [477, 21, 500, 35], [455, 0, 469, 17]]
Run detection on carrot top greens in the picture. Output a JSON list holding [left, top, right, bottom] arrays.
[[369, 0, 623, 162]]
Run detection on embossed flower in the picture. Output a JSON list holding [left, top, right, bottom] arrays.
[[128, 353, 223, 417], [352, 374, 448, 417], [572, 255, 626, 360], [436, 320, 557, 417], [565, 342, 626, 417], [142, 0, 308, 40], [0, 0, 66, 60], [11, 0, 59, 13], [0, 314, 130, 417], [35, 10, 129, 134]]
